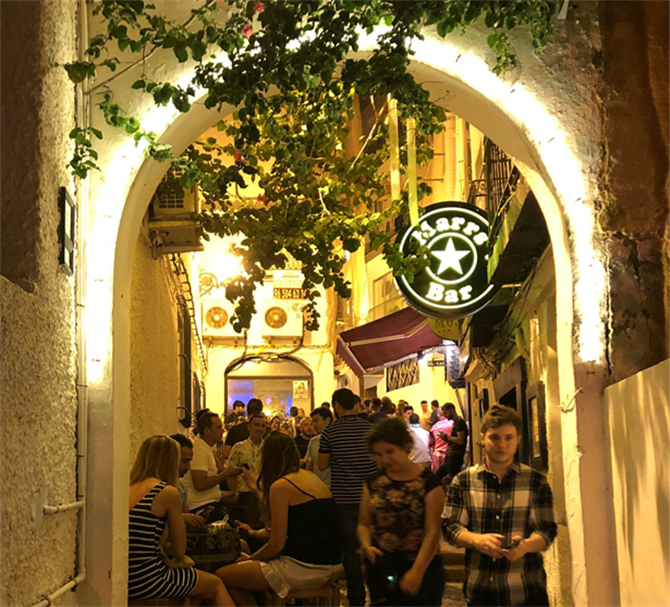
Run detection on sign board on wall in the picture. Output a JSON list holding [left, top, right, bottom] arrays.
[[273, 270, 307, 300], [292, 380, 310, 409], [395, 202, 499, 320]]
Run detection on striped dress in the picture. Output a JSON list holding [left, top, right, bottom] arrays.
[[128, 481, 198, 599]]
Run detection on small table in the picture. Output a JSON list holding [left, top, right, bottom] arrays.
[[186, 523, 241, 572]]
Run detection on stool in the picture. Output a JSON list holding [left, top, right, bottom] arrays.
[[127, 599, 187, 606], [263, 582, 340, 607]]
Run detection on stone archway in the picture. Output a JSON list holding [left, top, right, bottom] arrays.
[[80, 32, 616, 607]]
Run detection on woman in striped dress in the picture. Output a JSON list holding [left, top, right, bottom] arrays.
[[129, 435, 234, 605]]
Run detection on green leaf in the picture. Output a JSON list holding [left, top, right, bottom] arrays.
[[101, 58, 119, 71], [125, 117, 141, 134], [174, 42, 188, 63], [64, 62, 92, 83], [90, 127, 103, 139]]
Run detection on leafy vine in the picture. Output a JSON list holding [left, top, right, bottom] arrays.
[[66, 0, 556, 331]]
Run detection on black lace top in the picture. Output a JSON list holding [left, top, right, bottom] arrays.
[[366, 467, 441, 555]]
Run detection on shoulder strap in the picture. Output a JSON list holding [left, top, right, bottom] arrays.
[[282, 477, 317, 500], [145, 481, 167, 500]]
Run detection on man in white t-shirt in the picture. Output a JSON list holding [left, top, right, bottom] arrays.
[[408, 413, 431, 467], [227, 413, 266, 527], [305, 406, 332, 486], [183, 412, 241, 521]]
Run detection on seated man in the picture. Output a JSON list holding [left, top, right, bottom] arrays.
[[169, 433, 206, 530], [227, 413, 266, 528], [182, 412, 241, 522]]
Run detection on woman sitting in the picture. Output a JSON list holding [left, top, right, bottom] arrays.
[[128, 435, 234, 606], [215, 431, 342, 606], [358, 418, 445, 606]]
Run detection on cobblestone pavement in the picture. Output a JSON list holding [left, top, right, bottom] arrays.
[[336, 579, 467, 606], [442, 581, 467, 606]]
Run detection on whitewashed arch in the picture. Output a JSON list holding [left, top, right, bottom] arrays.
[[80, 29, 616, 607]]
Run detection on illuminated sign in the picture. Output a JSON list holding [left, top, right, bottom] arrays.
[[395, 202, 499, 320]]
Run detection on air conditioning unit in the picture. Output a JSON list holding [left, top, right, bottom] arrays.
[[201, 299, 243, 341], [261, 300, 303, 340], [152, 169, 200, 218], [149, 169, 204, 255]]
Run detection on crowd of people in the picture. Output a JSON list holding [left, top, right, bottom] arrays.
[[128, 390, 557, 607]]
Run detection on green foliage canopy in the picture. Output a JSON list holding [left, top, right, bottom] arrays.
[[67, 0, 556, 331]]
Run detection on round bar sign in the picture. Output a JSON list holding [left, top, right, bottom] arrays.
[[395, 202, 499, 320]]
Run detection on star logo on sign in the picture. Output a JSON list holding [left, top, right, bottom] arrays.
[[431, 238, 471, 275]]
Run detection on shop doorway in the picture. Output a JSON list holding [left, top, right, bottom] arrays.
[[225, 357, 314, 417]]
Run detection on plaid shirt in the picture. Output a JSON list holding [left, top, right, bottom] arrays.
[[442, 462, 557, 606]]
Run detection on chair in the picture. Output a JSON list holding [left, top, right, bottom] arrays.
[[263, 582, 340, 607]]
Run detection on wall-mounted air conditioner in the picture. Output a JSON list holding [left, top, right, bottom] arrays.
[[201, 299, 242, 341], [151, 169, 201, 219], [261, 300, 303, 340]]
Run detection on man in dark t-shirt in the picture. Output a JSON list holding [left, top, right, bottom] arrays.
[[221, 398, 263, 460], [436, 402, 468, 484], [318, 389, 376, 607], [294, 416, 315, 460]]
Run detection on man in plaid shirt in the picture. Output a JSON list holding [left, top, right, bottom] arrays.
[[442, 405, 557, 606]]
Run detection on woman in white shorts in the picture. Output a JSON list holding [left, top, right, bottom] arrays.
[[215, 432, 342, 605]]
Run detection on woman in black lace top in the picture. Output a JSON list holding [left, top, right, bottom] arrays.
[[358, 418, 445, 606]]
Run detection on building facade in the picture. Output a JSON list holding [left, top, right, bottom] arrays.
[[1, 2, 668, 606]]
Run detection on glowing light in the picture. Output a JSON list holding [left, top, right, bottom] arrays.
[[93, 23, 607, 370], [356, 27, 607, 364]]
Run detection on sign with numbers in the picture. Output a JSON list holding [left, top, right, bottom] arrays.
[[395, 202, 499, 320]]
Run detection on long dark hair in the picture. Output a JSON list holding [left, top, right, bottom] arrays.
[[257, 431, 301, 515]]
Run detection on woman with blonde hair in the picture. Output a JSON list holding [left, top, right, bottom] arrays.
[[128, 435, 234, 606]]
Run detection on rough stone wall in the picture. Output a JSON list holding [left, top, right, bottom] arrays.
[[599, 1, 670, 382], [0, 1, 79, 605], [130, 226, 185, 459]]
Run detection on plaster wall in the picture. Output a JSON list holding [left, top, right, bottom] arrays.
[[129, 227, 186, 458], [605, 359, 670, 607], [0, 2, 79, 605]]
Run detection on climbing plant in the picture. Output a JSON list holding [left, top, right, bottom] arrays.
[[66, 0, 557, 331]]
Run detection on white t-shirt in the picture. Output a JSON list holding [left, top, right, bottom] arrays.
[[305, 435, 330, 487], [183, 436, 221, 509], [409, 424, 431, 465]]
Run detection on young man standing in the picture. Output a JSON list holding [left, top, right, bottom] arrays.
[[305, 406, 333, 486], [318, 389, 377, 607], [428, 399, 441, 426], [227, 413, 267, 528], [436, 402, 469, 483], [182, 413, 241, 522], [221, 398, 263, 459], [407, 413, 431, 467], [294, 416, 315, 460], [442, 405, 557, 607]]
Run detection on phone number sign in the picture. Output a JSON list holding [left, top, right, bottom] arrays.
[[394, 202, 499, 320]]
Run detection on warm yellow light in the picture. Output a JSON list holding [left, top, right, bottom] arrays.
[[93, 25, 607, 369]]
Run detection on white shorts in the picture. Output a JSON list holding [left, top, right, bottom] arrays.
[[260, 556, 342, 598]]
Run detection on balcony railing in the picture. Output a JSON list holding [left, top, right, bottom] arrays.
[[483, 138, 520, 251], [367, 294, 407, 322]]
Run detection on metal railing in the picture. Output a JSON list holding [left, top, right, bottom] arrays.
[[484, 138, 520, 247], [367, 294, 407, 322]]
